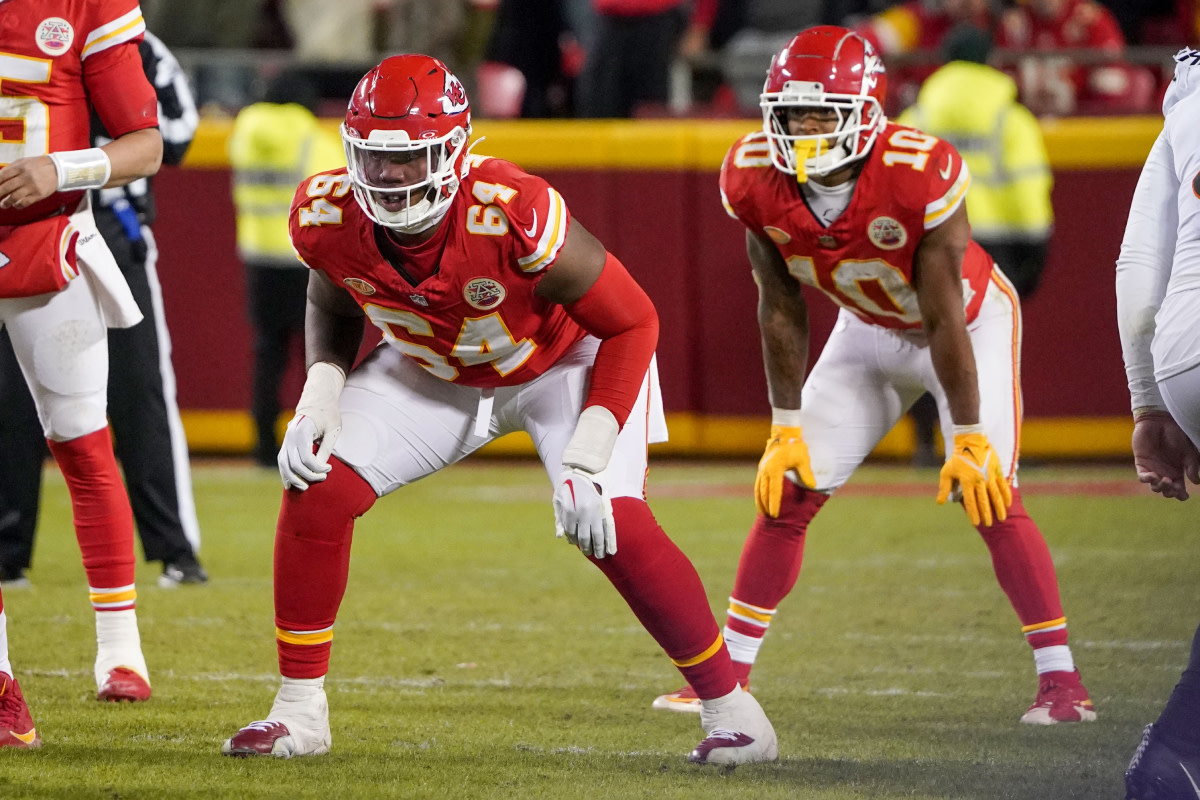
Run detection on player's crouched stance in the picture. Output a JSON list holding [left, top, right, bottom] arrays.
[[221, 54, 776, 766]]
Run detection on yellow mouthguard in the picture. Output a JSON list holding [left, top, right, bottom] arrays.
[[793, 139, 817, 184]]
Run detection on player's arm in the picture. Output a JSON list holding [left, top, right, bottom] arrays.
[[915, 202, 1011, 526], [750, 229, 807, 413], [748, 228, 816, 515], [913, 202, 978, 426], [0, 40, 163, 210], [535, 220, 659, 443], [0, 129, 162, 211], [535, 220, 658, 558], [304, 268, 366, 376], [275, 267, 365, 492]]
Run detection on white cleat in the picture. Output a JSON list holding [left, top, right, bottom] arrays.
[[689, 685, 778, 766], [222, 685, 331, 758]]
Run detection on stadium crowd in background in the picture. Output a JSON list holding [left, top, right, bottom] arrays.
[[142, 0, 1194, 121]]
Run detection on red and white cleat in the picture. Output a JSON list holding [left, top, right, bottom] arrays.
[[653, 682, 751, 714], [1020, 669, 1096, 725], [222, 720, 305, 758], [652, 685, 702, 713], [688, 686, 777, 766], [222, 685, 331, 758], [97, 667, 152, 702], [0, 672, 40, 749]]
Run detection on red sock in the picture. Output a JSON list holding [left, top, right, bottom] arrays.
[[274, 459, 376, 679], [976, 488, 1068, 649], [588, 497, 736, 699], [48, 429, 136, 594], [730, 483, 827, 610], [720, 485, 827, 680]]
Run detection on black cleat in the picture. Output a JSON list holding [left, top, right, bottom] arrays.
[[158, 556, 209, 588]]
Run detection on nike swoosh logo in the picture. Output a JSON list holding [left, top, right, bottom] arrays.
[[13, 728, 37, 745], [939, 156, 952, 180], [524, 209, 538, 237], [1181, 762, 1200, 798]]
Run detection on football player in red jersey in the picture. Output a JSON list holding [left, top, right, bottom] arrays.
[[221, 54, 777, 765], [651, 26, 1095, 726], [0, 0, 163, 747]]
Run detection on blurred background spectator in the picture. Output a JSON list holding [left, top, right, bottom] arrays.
[[477, 0, 583, 118], [854, 0, 995, 113], [996, 0, 1157, 116], [576, 0, 690, 117], [228, 72, 345, 467]]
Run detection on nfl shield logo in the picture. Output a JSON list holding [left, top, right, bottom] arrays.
[[36, 18, 74, 55]]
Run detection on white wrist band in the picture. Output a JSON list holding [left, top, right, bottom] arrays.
[[771, 407, 803, 428], [562, 405, 620, 475], [48, 148, 111, 191], [952, 423, 984, 436]]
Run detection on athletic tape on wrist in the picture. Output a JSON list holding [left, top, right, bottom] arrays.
[[48, 148, 111, 191], [952, 423, 984, 437], [562, 405, 619, 475], [297, 362, 346, 411], [771, 407, 803, 428]]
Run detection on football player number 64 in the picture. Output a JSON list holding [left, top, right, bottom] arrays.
[[364, 304, 536, 381]]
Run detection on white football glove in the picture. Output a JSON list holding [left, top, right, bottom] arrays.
[[553, 406, 620, 559], [278, 362, 345, 491], [553, 466, 616, 559]]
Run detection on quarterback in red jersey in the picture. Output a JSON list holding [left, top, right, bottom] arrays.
[[652, 26, 1095, 726], [221, 54, 777, 766], [0, 0, 163, 748]]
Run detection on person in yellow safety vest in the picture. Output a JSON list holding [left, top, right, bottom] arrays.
[[898, 22, 1054, 300], [896, 23, 1054, 466], [229, 72, 345, 467]]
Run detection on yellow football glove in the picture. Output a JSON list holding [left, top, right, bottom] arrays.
[[937, 430, 1013, 527], [754, 424, 816, 518]]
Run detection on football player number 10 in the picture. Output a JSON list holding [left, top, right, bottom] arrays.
[[736, 128, 939, 324]]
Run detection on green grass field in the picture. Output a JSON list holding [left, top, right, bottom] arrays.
[[0, 457, 1194, 799]]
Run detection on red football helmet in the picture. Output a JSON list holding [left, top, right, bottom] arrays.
[[341, 54, 472, 233], [760, 26, 888, 179]]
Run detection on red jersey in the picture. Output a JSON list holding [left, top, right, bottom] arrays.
[[719, 122, 993, 331], [0, 0, 158, 226], [290, 154, 587, 388]]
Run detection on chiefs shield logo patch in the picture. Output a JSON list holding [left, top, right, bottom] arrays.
[[342, 277, 376, 295], [463, 277, 506, 310], [867, 216, 907, 250], [36, 18, 74, 55]]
